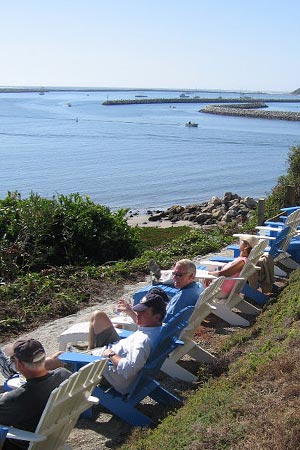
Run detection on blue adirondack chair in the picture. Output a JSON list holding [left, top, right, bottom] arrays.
[[0, 426, 8, 447], [59, 305, 194, 427]]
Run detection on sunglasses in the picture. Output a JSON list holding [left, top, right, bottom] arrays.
[[172, 271, 188, 278]]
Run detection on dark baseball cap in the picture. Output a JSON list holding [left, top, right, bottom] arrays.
[[133, 291, 167, 317], [13, 339, 46, 363]]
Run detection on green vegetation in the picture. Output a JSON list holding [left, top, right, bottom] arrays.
[[0, 192, 140, 280], [265, 144, 300, 217], [122, 270, 300, 450], [0, 219, 233, 338]]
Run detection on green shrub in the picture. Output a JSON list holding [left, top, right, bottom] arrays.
[[0, 192, 141, 278], [265, 144, 300, 217]]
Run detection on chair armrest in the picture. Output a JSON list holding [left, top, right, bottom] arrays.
[[198, 260, 227, 268], [6, 427, 46, 442], [88, 395, 100, 405]]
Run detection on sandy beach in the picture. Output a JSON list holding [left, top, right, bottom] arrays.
[[126, 212, 198, 228]]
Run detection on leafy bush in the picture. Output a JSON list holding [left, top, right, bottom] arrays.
[[265, 144, 300, 217], [0, 192, 140, 279]]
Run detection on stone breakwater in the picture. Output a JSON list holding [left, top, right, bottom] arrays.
[[103, 97, 300, 106], [201, 104, 300, 121], [142, 192, 257, 226]]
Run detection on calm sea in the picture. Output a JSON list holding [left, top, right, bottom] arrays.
[[1, 89, 299, 212]]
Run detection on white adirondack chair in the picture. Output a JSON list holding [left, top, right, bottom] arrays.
[[201, 239, 268, 327], [161, 276, 225, 382], [201, 240, 268, 328], [3, 358, 107, 450]]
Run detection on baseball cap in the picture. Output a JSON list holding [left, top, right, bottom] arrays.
[[133, 291, 167, 317], [13, 339, 46, 363]]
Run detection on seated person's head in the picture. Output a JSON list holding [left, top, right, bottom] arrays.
[[12, 338, 46, 372], [239, 235, 259, 256], [172, 259, 196, 288], [133, 291, 167, 326]]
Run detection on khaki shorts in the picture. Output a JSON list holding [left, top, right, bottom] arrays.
[[95, 325, 119, 348]]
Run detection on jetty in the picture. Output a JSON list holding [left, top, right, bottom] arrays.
[[102, 97, 300, 122], [102, 97, 300, 106], [200, 104, 300, 122]]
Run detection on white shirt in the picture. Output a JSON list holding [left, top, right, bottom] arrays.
[[92, 326, 161, 395]]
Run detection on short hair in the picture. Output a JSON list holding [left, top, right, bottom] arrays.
[[149, 304, 166, 322], [21, 356, 46, 370], [175, 259, 196, 275]]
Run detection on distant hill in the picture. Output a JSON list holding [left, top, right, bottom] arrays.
[[291, 87, 300, 94]]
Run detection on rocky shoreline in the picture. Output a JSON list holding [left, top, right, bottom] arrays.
[[127, 192, 258, 228]]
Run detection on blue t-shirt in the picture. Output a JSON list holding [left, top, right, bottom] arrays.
[[164, 281, 204, 323]]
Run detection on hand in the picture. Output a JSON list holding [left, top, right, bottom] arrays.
[[102, 348, 111, 357], [115, 299, 132, 315], [203, 278, 212, 288]]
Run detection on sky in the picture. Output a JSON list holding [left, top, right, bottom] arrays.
[[1, 0, 299, 93]]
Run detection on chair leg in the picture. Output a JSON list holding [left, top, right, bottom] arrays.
[[161, 358, 197, 383], [187, 343, 216, 363], [213, 305, 250, 327], [93, 387, 152, 427], [149, 384, 182, 406], [235, 298, 261, 315]]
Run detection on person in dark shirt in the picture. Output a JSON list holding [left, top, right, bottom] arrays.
[[0, 338, 71, 450]]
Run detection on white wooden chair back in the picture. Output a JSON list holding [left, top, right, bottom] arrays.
[[7, 359, 107, 450], [247, 239, 268, 265], [281, 209, 300, 252], [178, 276, 225, 341], [215, 240, 266, 310]]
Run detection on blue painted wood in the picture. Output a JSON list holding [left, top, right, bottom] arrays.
[[133, 284, 179, 304], [0, 426, 8, 447], [60, 306, 193, 426]]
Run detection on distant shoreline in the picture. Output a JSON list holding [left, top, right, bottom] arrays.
[[0, 86, 292, 95]]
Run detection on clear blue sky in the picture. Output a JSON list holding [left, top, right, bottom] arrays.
[[1, 0, 299, 92]]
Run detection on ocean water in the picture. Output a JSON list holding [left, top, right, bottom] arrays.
[[0, 89, 299, 211]]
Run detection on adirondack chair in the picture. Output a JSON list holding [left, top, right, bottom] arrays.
[[1, 359, 107, 450], [202, 239, 269, 305], [160, 276, 225, 382], [209, 257, 263, 327], [59, 306, 194, 427], [0, 426, 8, 448]]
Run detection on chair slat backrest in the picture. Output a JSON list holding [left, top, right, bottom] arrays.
[[273, 209, 300, 254], [248, 239, 268, 265], [27, 359, 107, 450], [224, 239, 268, 308], [269, 226, 291, 259], [179, 276, 225, 341]]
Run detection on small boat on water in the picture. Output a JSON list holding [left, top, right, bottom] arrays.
[[185, 121, 198, 127]]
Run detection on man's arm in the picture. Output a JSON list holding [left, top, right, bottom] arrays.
[[0, 348, 17, 378]]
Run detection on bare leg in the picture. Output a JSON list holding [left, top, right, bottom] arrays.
[[88, 310, 114, 349]]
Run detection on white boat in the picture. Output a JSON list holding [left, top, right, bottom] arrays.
[[185, 122, 198, 127]]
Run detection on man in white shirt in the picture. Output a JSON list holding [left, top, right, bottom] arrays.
[[90, 292, 166, 394]]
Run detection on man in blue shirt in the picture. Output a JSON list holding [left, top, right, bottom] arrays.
[[163, 259, 204, 322], [111, 259, 203, 326]]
